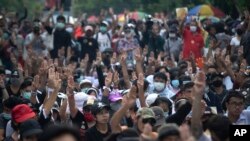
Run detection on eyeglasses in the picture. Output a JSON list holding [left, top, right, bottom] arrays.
[[142, 118, 156, 126]]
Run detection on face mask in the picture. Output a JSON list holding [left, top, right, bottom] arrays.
[[100, 26, 107, 33], [22, 92, 31, 99], [81, 88, 89, 93], [56, 22, 65, 29], [171, 80, 180, 88], [84, 112, 95, 122], [213, 80, 223, 87], [2, 113, 11, 120], [110, 102, 122, 111], [169, 33, 176, 38], [66, 27, 73, 33], [5, 77, 10, 82], [10, 78, 21, 87], [154, 82, 165, 92], [77, 75, 84, 83], [190, 26, 197, 32], [164, 112, 169, 118]]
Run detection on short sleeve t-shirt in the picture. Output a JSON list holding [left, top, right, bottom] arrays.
[[85, 125, 111, 141], [95, 31, 112, 52]]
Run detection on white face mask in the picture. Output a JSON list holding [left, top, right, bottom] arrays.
[[190, 26, 197, 32], [164, 112, 169, 118], [66, 27, 73, 33], [169, 33, 176, 38], [154, 82, 165, 92]]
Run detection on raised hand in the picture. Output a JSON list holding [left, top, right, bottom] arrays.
[[113, 71, 119, 85], [32, 75, 40, 91], [48, 67, 62, 90], [225, 55, 231, 67], [105, 72, 113, 87], [134, 48, 142, 62], [137, 73, 144, 90], [120, 50, 127, 65], [192, 71, 206, 98], [95, 51, 102, 66], [111, 52, 117, 64], [67, 76, 75, 95]]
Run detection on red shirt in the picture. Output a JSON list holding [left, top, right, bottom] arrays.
[[182, 27, 204, 59]]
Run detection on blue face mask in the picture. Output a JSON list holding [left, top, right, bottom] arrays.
[[22, 92, 31, 99], [100, 26, 107, 33], [2, 113, 11, 120], [56, 22, 65, 29], [171, 79, 180, 88]]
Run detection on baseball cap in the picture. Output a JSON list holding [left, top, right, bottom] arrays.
[[109, 91, 123, 102], [85, 25, 93, 31], [101, 21, 109, 27], [146, 93, 159, 107], [91, 102, 110, 115], [11, 70, 19, 77], [12, 104, 36, 123], [151, 106, 165, 127], [79, 79, 92, 86], [19, 119, 43, 138], [136, 107, 155, 120]]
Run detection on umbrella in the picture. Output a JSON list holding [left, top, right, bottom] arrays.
[[87, 15, 98, 23], [129, 11, 147, 20], [200, 16, 220, 23], [188, 5, 225, 18]]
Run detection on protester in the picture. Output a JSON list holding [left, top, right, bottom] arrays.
[[0, 4, 250, 141]]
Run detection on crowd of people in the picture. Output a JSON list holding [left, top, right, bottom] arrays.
[[0, 6, 250, 141]]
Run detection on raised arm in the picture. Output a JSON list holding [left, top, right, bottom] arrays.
[[43, 67, 61, 117], [191, 71, 206, 139], [120, 51, 131, 89], [137, 73, 146, 107], [111, 85, 137, 133], [67, 76, 78, 118]]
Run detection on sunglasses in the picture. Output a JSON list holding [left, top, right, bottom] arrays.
[[142, 118, 156, 126]]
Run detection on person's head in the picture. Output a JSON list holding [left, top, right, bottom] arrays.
[[10, 70, 21, 88], [20, 119, 43, 141], [99, 21, 109, 33], [136, 107, 156, 133], [152, 23, 160, 36], [207, 65, 218, 74], [109, 91, 123, 112], [151, 106, 165, 131], [91, 102, 110, 124], [10, 21, 19, 33], [206, 25, 216, 35], [20, 79, 33, 100], [207, 115, 231, 141], [11, 104, 36, 131], [56, 15, 66, 30], [156, 97, 172, 114], [124, 23, 135, 39], [189, 20, 198, 33], [153, 72, 167, 92], [225, 91, 245, 117], [211, 74, 224, 88], [105, 128, 139, 141], [236, 28, 244, 37], [84, 25, 94, 37], [168, 27, 177, 39], [38, 125, 80, 141], [158, 124, 181, 141], [79, 79, 92, 93], [86, 87, 98, 97]]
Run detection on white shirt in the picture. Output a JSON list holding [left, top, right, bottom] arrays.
[[94, 31, 112, 52], [230, 36, 240, 47]]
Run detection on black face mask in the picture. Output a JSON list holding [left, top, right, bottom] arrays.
[[213, 80, 223, 87]]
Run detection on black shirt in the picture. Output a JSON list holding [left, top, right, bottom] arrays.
[[6, 85, 20, 97], [71, 110, 88, 141], [51, 29, 71, 59], [77, 36, 98, 63], [85, 125, 111, 141]]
